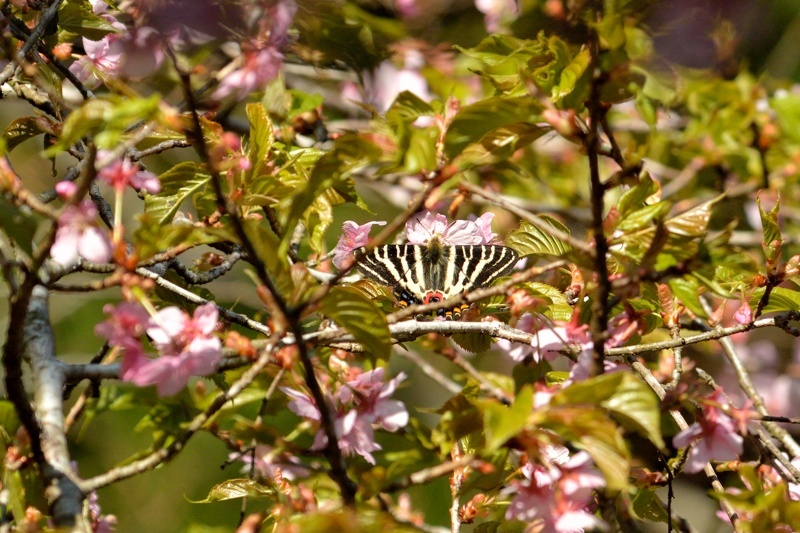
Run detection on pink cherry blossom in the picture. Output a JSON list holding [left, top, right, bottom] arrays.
[[51, 200, 113, 266], [505, 451, 607, 531], [497, 314, 602, 366], [474, 212, 497, 243], [475, 0, 518, 32], [343, 50, 432, 114], [95, 302, 153, 380], [212, 46, 284, 101], [69, 18, 126, 86], [566, 347, 626, 384], [232, 444, 310, 481], [281, 367, 408, 464], [123, 303, 222, 396], [95, 302, 150, 346], [97, 155, 160, 193], [672, 390, 744, 473], [55, 180, 77, 199], [405, 210, 496, 246], [733, 300, 753, 325], [116, 26, 165, 79], [332, 220, 387, 269]]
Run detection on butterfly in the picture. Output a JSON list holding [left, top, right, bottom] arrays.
[[355, 235, 518, 318]]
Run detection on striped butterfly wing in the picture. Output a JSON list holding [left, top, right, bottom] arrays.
[[437, 245, 519, 299], [355, 244, 518, 315]]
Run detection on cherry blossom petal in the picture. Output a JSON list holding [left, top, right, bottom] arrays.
[[77, 226, 113, 264]]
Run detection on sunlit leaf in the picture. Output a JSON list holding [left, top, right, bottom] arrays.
[[44, 95, 162, 154], [58, 1, 119, 40], [505, 217, 572, 257], [386, 91, 434, 126], [664, 196, 721, 237], [631, 488, 669, 523], [321, 287, 391, 360], [282, 134, 380, 255], [3, 116, 54, 152], [245, 103, 275, 182], [190, 479, 275, 503], [478, 386, 534, 452], [445, 96, 543, 159], [750, 286, 800, 314], [757, 195, 781, 263], [452, 331, 493, 354], [144, 162, 212, 225], [552, 372, 664, 449], [617, 173, 660, 218]]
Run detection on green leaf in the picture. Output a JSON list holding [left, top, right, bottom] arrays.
[[617, 173, 660, 218], [44, 95, 162, 154], [320, 287, 391, 360], [58, 0, 119, 40], [287, 89, 324, 119], [505, 217, 572, 257], [552, 372, 664, 449], [456, 34, 533, 66], [245, 103, 274, 182], [0, 196, 38, 257], [631, 488, 669, 523], [757, 195, 782, 262], [0, 399, 21, 445], [664, 195, 721, 237], [750, 286, 800, 314], [281, 134, 380, 255], [386, 91, 435, 126], [772, 94, 800, 144], [478, 386, 534, 452], [2, 468, 27, 526], [553, 47, 590, 101], [144, 162, 212, 225], [543, 406, 631, 492], [190, 478, 275, 503], [133, 213, 222, 260], [241, 220, 294, 299], [668, 277, 707, 318], [3, 116, 54, 152], [616, 202, 670, 232], [452, 331, 493, 354], [445, 96, 543, 159]]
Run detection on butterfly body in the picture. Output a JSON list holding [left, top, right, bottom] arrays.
[[355, 237, 518, 318]]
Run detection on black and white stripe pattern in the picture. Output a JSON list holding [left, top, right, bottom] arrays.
[[355, 239, 518, 314]]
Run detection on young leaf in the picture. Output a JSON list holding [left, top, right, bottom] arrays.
[[320, 287, 391, 360], [3, 116, 54, 152], [190, 479, 275, 503], [551, 372, 664, 449], [245, 103, 274, 182], [505, 217, 572, 257], [478, 386, 534, 453], [145, 162, 212, 225], [281, 134, 380, 255], [757, 195, 782, 263], [444, 96, 543, 159]]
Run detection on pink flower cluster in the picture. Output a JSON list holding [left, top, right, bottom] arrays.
[[51, 197, 113, 266], [95, 302, 222, 396], [69, 0, 296, 100], [281, 367, 408, 464], [672, 389, 745, 473], [331, 210, 497, 269], [232, 444, 310, 482], [506, 447, 606, 531], [97, 153, 160, 193]]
